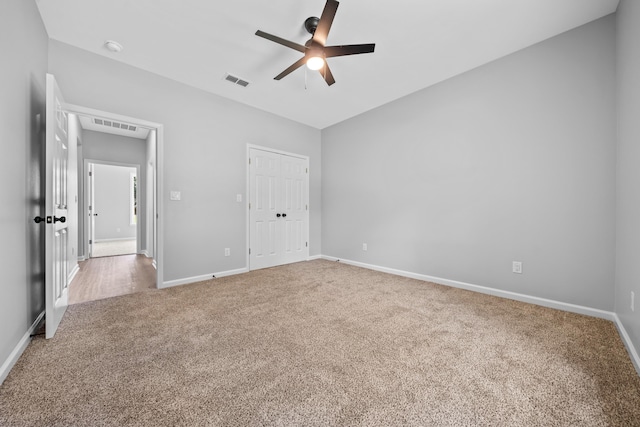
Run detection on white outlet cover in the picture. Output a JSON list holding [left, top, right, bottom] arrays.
[[236, 194, 242, 202], [170, 191, 181, 201], [512, 261, 523, 274]]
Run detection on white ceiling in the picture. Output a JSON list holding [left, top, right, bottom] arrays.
[[36, 0, 619, 130]]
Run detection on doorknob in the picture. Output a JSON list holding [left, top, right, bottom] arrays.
[[282, 213, 287, 218], [276, 213, 281, 217], [54, 216, 66, 223], [33, 216, 46, 224]]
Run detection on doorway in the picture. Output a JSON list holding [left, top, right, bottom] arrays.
[[67, 104, 164, 304], [86, 162, 139, 259]]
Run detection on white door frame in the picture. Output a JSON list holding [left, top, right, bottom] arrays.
[[66, 103, 164, 287], [246, 144, 310, 271], [84, 159, 141, 258]]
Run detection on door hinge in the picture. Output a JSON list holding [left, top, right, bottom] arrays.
[[306, 242, 308, 247], [89, 239, 92, 244], [249, 248, 251, 255], [249, 158, 251, 165], [249, 202, 251, 210], [89, 171, 92, 177], [306, 168, 308, 173], [306, 204, 308, 211]]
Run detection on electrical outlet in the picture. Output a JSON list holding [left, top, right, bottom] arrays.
[[512, 261, 522, 274], [224, 248, 230, 257], [632, 291, 635, 312], [362, 243, 368, 251]]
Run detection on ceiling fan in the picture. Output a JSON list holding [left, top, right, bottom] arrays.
[[255, 0, 375, 86]]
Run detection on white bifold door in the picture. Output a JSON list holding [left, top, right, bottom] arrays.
[[249, 148, 309, 270]]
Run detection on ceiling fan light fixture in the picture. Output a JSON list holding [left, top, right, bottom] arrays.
[[306, 56, 325, 71]]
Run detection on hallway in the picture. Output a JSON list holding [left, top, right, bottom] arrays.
[[69, 255, 156, 304]]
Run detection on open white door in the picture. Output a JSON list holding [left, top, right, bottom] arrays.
[[88, 162, 95, 258], [44, 74, 70, 338]]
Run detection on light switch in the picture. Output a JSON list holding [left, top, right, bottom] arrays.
[[236, 194, 242, 202], [170, 191, 181, 201]]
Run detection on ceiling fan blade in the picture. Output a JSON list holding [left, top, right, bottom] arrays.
[[313, 0, 339, 46], [320, 62, 336, 86], [256, 30, 307, 53], [324, 43, 376, 58], [274, 57, 307, 80]]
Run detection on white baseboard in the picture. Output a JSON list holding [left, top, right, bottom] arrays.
[[0, 311, 44, 385], [152, 259, 157, 270], [161, 267, 249, 289], [68, 263, 80, 284], [140, 250, 150, 258], [613, 314, 640, 376], [77, 256, 87, 262], [321, 255, 640, 374], [94, 238, 136, 243], [321, 255, 615, 321], [307, 254, 322, 261]]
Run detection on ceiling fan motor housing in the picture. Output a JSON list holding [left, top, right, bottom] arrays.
[[304, 16, 320, 34]]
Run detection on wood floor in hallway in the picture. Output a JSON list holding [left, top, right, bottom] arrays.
[[69, 254, 156, 305]]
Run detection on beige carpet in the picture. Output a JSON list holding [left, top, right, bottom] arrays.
[[1, 260, 639, 426]]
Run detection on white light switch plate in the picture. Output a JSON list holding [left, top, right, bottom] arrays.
[[170, 191, 181, 201]]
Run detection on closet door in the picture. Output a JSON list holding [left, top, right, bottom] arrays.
[[249, 148, 308, 270]]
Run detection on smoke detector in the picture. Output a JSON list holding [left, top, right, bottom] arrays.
[[104, 40, 123, 53]]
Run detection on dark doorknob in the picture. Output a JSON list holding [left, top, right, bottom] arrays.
[[54, 216, 66, 223], [282, 213, 287, 218], [276, 213, 281, 217], [34, 216, 46, 224]]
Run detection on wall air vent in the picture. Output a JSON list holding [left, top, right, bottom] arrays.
[[224, 73, 250, 88], [93, 118, 137, 132]]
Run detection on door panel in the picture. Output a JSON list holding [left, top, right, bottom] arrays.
[[250, 149, 282, 269], [249, 148, 308, 270], [45, 74, 69, 338]]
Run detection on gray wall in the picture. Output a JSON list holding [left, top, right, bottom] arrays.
[[79, 130, 147, 256], [93, 164, 138, 241], [0, 0, 48, 378], [616, 0, 640, 361], [49, 41, 322, 282], [322, 15, 616, 311]]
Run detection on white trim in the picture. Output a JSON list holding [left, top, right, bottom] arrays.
[[0, 311, 44, 385], [140, 250, 150, 258], [322, 255, 615, 320], [77, 256, 87, 262], [162, 267, 249, 288], [94, 237, 137, 243], [68, 264, 80, 284], [613, 314, 640, 376], [307, 254, 322, 261]]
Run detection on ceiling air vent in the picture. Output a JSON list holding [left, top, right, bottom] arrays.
[[93, 118, 137, 132], [224, 73, 250, 88]]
